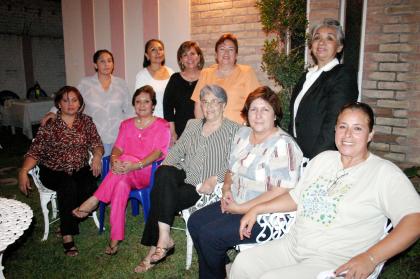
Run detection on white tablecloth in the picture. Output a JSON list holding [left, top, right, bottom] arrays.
[[2, 98, 53, 139], [0, 198, 33, 278]]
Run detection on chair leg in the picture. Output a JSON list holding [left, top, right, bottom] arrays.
[[91, 211, 100, 229], [186, 230, 193, 270], [98, 202, 106, 234], [51, 196, 58, 219], [130, 199, 140, 216], [39, 196, 51, 241], [0, 252, 4, 279]]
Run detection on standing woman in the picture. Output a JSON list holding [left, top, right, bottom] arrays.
[[191, 33, 260, 124], [135, 39, 174, 118], [41, 49, 131, 156], [289, 18, 358, 160], [163, 41, 204, 145], [18, 86, 104, 256]]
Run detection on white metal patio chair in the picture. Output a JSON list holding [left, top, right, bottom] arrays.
[[180, 183, 223, 270], [317, 220, 393, 279], [28, 165, 100, 241], [235, 211, 296, 252]]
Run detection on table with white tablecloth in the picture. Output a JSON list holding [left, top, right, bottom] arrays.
[[0, 198, 33, 279], [2, 98, 53, 139]]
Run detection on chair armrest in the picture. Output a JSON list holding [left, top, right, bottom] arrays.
[[255, 211, 296, 244]]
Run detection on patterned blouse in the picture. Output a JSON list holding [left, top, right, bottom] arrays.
[[229, 126, 303, 204], [163, 118, 240, 186], [26, 113, 103, 174]]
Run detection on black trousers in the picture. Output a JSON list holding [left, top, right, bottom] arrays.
[[141, 165, 200, 246], [39, 165, 97, 236]]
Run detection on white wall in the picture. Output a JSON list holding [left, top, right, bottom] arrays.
[[159, 0, 191, 72], [124, 0, 145, 93], [62, 0, 85, 86]]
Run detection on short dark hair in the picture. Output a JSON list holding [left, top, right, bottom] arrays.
[[241, 86, 283, 127], [215, 33, 238, 53], [54, 86, 84, 112], [93, 49, 114, 72], [132, 85, 157, 106], [177, 41, 205, 71], [143, 39, 165, 68], [215, 33, 239, 64], [338, 102, 375, 132]]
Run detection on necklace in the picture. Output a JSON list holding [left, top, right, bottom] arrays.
[[327, 169, 349, 194], [136, 117, 153, 130]]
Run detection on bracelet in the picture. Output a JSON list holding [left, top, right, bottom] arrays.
[[138, 160, 144, 169], [366, 252, 376, 266], [111, 154, 118, 157]]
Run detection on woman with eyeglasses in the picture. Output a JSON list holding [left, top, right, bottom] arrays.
[[134, 84, 240, 273], [163, 41, 204, 145], [188, 86, 303, 279], [135, 39, 174, 118], [191, 33, 260, 125]]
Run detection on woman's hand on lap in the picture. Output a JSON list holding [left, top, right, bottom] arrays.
[[91, 155, 102, 177], [221, 191, 233, 213], [335, 252, 376, 279], [198, 176, 217, 194], [239, 208, 257, 240]]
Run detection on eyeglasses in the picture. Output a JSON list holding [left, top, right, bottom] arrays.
[[200, 99, 223, 107]]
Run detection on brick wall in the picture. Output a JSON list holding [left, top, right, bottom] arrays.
[[190, 0, 271, 87], [0, 0, 65, 98], [363, 0, 420, 166]]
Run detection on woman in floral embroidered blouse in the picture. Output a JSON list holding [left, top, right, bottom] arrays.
[[18, 86, 104, 257], [188, 86, 303, 279], [232, 102, 420, 279]]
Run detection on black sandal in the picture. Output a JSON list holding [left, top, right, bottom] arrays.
[[63, 241, 79, 257]]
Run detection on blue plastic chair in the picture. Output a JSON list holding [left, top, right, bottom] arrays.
[[98, 158, 162, 233]]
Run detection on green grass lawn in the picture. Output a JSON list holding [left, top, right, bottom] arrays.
[[0, 128, 419, 278]]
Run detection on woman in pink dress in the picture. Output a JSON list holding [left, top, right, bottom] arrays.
[[73, 85, 170, 255]]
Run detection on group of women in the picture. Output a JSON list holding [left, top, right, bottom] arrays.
[[18, 18, 419, 278]]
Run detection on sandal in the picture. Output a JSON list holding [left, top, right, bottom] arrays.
[[105, 243, 118, 256], [134, 260, 155, 273], [63, 241, 78, 257], [150, 245, 175, 264]]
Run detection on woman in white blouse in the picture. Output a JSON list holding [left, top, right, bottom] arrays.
[[135, 39, 174, 118], [41, 49, 131, 156], [289, 19, 358, 160]]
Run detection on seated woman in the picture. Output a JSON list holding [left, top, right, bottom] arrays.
[[18, 86, 104, 257], [72, 85, 170, 255], [188, 86, 303, 279], [134, 84, 240, 273], [231, 102, 420, 279]]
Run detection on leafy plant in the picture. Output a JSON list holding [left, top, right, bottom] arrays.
[[256, 0, 308, 128]]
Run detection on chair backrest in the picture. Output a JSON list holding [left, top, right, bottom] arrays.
[[28, 166, 55, 194], [0, 90, 19, 106]]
